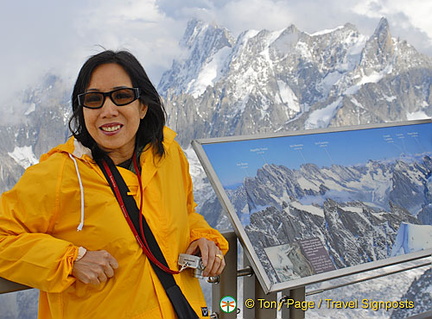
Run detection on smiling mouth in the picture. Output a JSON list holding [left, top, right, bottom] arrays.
[[100, 124, 122, 132]]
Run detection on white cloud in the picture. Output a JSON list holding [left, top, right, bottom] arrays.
[[0, 0, 183, 113], [73, 0, 183, 80], [352, 0, 432, 52], [353, 0, 432, 34], [0, 0, 431, 119]]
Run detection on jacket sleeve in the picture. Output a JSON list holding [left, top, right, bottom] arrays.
[[0, 158, 78, 293], [177, 145, 229, 254]]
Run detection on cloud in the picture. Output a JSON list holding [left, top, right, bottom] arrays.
[[0, 0, 182, 112], [73, 0, 183, 81], [0, 1, 81, 116], [0, 0, 431, 119], [351, 0, 432, 54], [353, 0, 432, 34]]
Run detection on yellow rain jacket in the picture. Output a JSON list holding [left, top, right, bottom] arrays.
[[0, 127, 228, 318]]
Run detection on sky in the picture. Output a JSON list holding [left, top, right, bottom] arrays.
[[1, 0, 432, 118], [201, 121, 432, 187]]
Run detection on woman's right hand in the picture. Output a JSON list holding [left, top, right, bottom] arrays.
[[72, 250, 119, 285]]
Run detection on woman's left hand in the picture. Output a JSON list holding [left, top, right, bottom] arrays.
[[185, 238, 225, 277]]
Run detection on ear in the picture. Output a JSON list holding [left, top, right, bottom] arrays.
[[139, 103, 148, 119]]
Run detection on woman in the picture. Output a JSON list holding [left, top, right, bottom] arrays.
[[0, 50, 228, 318]]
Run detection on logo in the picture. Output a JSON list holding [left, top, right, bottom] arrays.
[[220, 296, 237, 313], [201, 307, 209, 317]]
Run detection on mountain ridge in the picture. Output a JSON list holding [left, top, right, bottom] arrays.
[[159, 17, 432, 147]]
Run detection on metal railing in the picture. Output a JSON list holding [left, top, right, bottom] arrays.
[[1, 230, 431, 319]]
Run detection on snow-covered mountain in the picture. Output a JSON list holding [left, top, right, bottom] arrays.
[[1, 17, 431, 318], [0, 74, 70, 193], [159, 18, 432, 148]]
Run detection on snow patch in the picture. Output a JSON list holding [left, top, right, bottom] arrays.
[[407, 110, 430, 121], [189, 47, 231, 98], [24, 103, 36, 116], [310, 26, 345, 37], [277, 80, 300, 112], [8, 146, 39, 169], [305, 97, 343, 129]]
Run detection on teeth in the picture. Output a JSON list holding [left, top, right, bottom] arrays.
[[101, 125, 121, 132]]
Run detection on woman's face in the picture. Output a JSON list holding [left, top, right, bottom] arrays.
[[83, 63, 147, 164]]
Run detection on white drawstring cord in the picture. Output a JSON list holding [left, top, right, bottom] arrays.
[[69, 154, 85, 231]]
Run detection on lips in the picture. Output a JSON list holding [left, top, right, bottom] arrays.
[[100, 123, 123, 133]]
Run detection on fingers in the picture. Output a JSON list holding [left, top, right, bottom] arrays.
[[213, 254, 226, 276], [184, 240, 199, 256], [186, 238, 226, 277], [72, 250, 119, 285], [95, 272, 108, 285], [204, 249, 225, 277], [103, 253, 119, 278]]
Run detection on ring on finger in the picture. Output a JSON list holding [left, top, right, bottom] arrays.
[[215, 254, 224, 260]]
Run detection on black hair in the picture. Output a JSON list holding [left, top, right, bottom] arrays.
[[69, 50, 166, 159]]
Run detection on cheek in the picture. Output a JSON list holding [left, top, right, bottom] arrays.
[[82, 110, 97, 131]]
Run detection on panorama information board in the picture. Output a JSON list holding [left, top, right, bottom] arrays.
[[192, 120, 432, 292]]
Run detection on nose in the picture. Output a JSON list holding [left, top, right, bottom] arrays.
[[100, 96, 119, 117]]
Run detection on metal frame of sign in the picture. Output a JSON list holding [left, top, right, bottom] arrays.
[[192, 119, 432, 293]]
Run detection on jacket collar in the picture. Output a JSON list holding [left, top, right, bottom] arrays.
[[40, 126, 177, 170]]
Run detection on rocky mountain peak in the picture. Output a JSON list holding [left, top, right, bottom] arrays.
[[373, 17, 391, 41], [158, 19, 234, 97], [180, 18, 234, 53], [359, 17, 394, 75], [159, 18, 432, 147]]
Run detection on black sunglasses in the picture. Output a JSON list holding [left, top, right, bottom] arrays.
[[78, 87, 141, 109]]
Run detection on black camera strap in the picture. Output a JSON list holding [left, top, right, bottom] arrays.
[[97, 154, 199, 319]]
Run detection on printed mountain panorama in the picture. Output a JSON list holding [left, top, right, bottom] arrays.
[[1, 17, 431, 318], [224, 149, 432, 284]]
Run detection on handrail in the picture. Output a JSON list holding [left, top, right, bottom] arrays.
[[0, 277, 29, 294]]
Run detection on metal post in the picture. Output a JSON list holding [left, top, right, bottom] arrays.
[[289, 287, 306, 318], [254, 281, 278, 319], [242, 251, 279, 319], [212, 231, 238, 319], [242, 252, 256, 319], [282, 287, 306, 319]]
